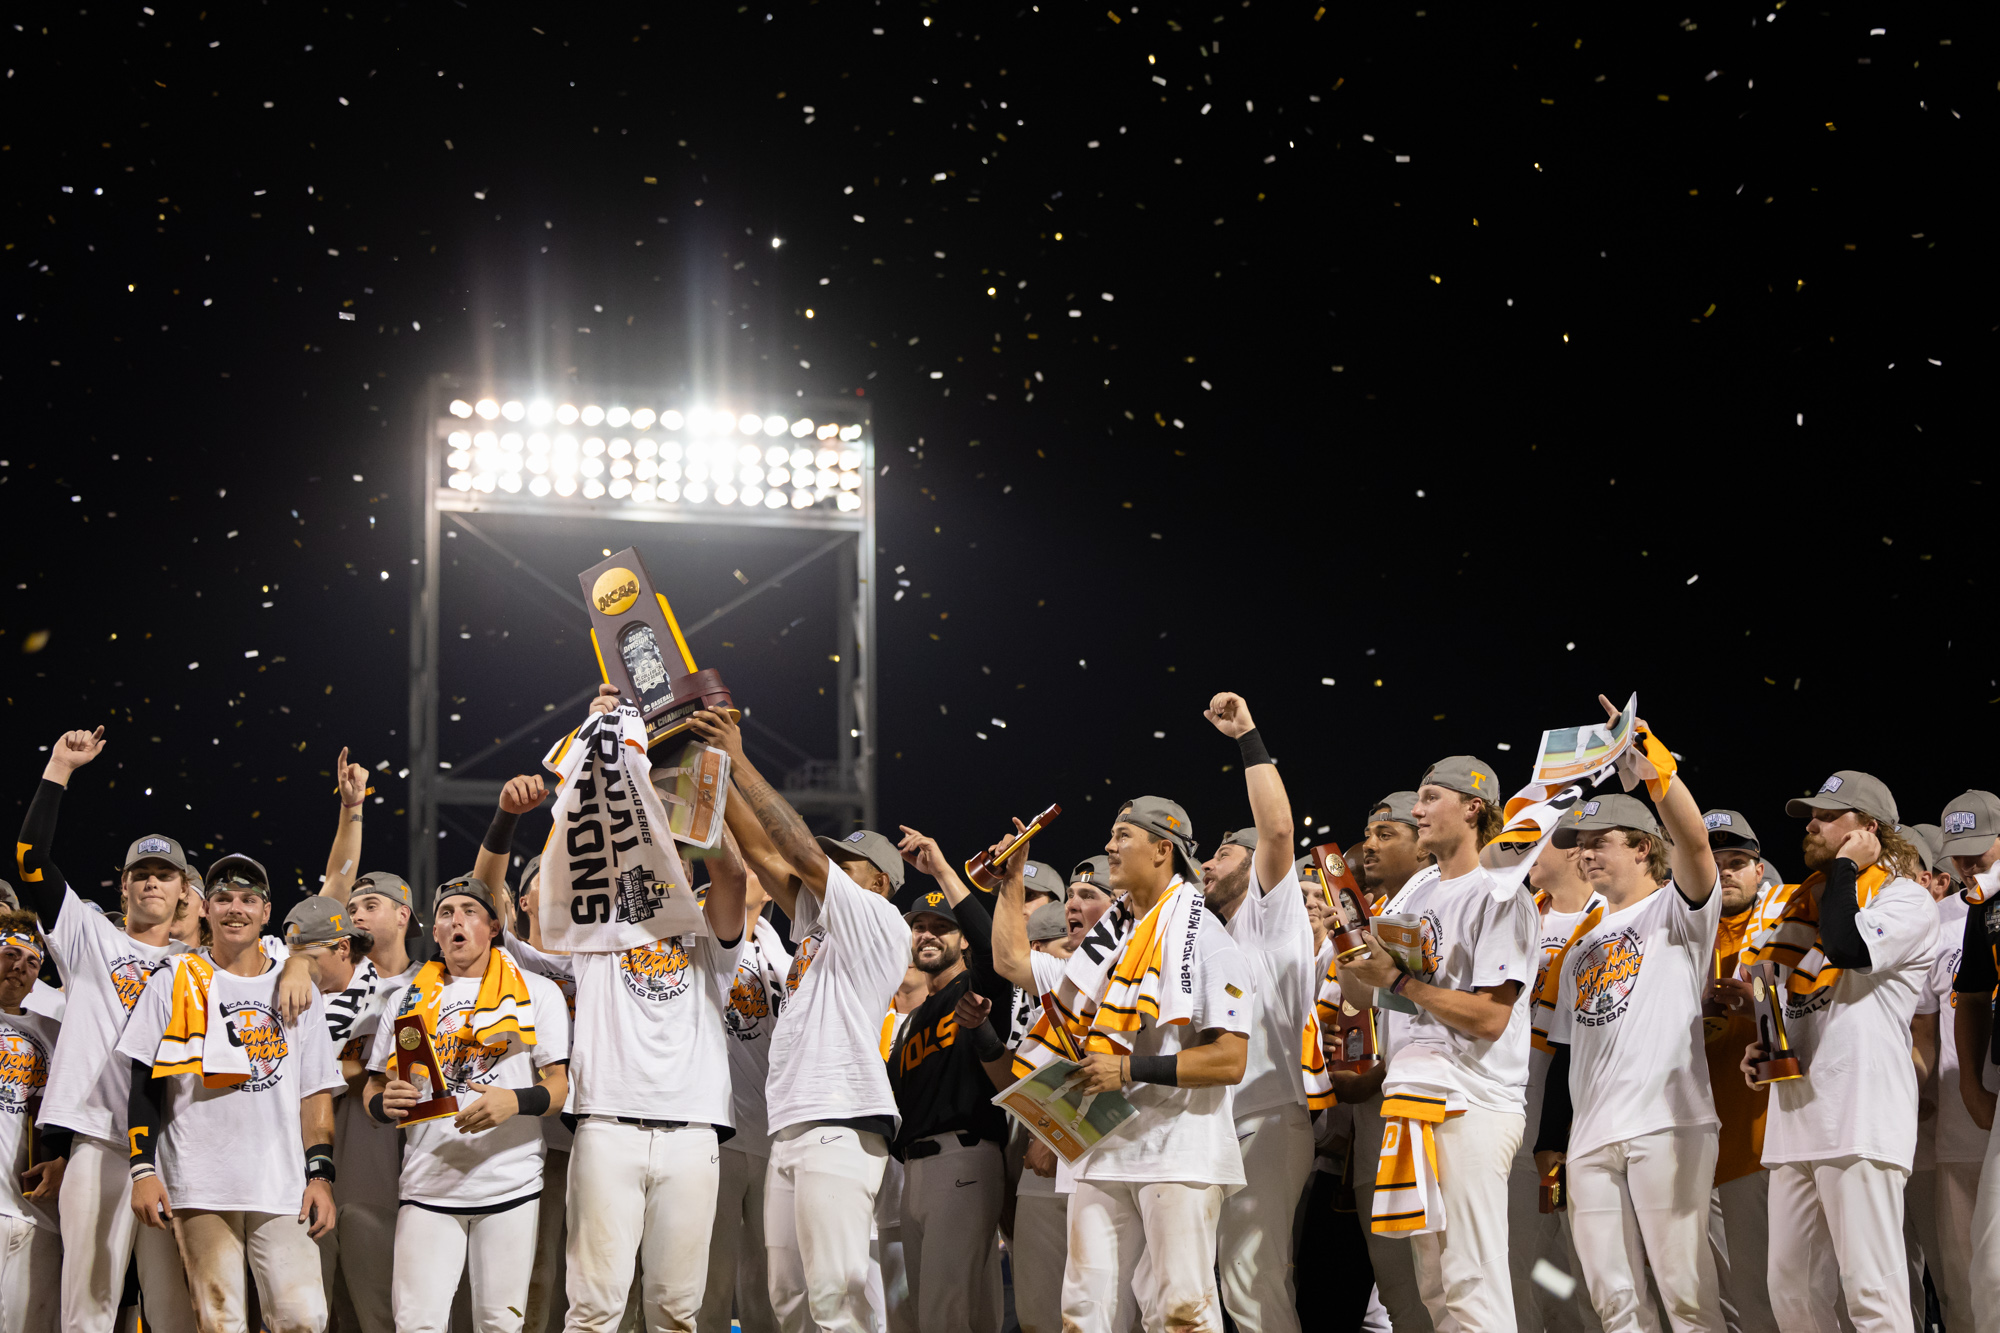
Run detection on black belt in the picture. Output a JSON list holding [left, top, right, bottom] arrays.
[[905, 1131, 984, 1159], [612, 1117, 689, 1130]]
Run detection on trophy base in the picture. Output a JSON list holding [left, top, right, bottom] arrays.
[[645, 669, 739, 746], [1539, 1167, 1565, 1214], [1332, 1057, 1380, 1075], [1752, 1057, 1803, 1086], [1331, 928, 1372, 962], [400, 1095, 461, 1127]]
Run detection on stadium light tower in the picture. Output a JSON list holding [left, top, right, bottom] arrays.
[[406, 374, 878, 897]]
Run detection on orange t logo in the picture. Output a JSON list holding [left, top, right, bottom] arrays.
[[128, 1127, 149, 1158]]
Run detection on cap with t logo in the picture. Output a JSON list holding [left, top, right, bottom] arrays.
[[1113, 795, 1202, 882], [1785, 771, 1899, 826], [284, 896, 365, 948], [1419, 757, 1503, 806], [1939, 791, 2000, 859]]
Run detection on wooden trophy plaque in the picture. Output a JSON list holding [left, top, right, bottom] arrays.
[[391, 1014, 461, 1126], [1329, 994, 1380, 1074], [1309, 842, 1374, 963], [1747, 961, 1805, 1086], [579, 547, 739, 748], [1539, 1163, 1566, 1214], [964, 804, 1063, 891]]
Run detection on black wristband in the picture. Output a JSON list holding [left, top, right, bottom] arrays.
[[1236, 728, 1273, 769], [968, 1018, 1005, 1062], [483, 807, 521, 856], [1129, 1053, 1178, 1086], [369, 1092, 392, 1125], [38, 1126, 73, 1162], [515, 1083, 552, 1118], [305, 1142, 336, 1182]]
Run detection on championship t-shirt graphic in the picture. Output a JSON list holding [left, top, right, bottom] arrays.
[[220, 1000, 291, 1092], [110, 952, 174, 1012], [0, 1023, 52, 1112], [724, 963, 774, 1040], [619, 937, 693, 1003], [785, 927, 824, 997], [1571, 929, 1645, 1028], [1417, 911, 1444, 982], [428, 1001, 507, 1094]]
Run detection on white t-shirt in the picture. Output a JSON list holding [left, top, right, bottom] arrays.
[[506, 929, 738, 1129], [1015, 949, 1074, 1199], [1392, 867, 1537, 1116], [366, 967, 570, 1210], [23, 980, 64, 1023], [1916, 894, 1996, 1167], [720, 917, 792, 1157], [40, 885, 187, 1142], [327, 959, 417, 1210], [1525, 896, 1604, 1137], [1224, 865, 1317, 1119], [116, 956, 345, 1215], [1762, 874, 1938, 1170], [1077, 907, 1254, 1191], [1550, 881, 1724, 1157], [0, 1008, 60, 1231], [764, 859, 912, 1135]]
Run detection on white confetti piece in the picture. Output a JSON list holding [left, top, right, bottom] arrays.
[[1532, 1260, 1576, 1300]]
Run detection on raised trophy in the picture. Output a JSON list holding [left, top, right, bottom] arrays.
[[964, 804, 1063, 891], [1748, 960, 1804, 1085], [579, 547, 738, 748], [391, 1013, 461, 1125], [1309, 842, 1374, 962]]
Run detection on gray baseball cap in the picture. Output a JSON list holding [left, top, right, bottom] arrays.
[[1219, 828, 1259, 852], [1916, 824, 1959, 885], [1027, 900, 1069, 943], [351, 871, 414, 910], [1551, 794, 1663, 849], [1368, 791, 1420, 830], [1069, 855, 1112, 890], [1419, 756, 1504, 807], [283, 896, 367, 949], [1021, 860, 1067, 902], [1113, 795, 1202, 882], [1898, 825, 1936, 874], [122, 834, 190, 875], [1786, 771, 1899, 826], [1940, 791, 2000, 859], [1703, 809, 1760, 853], [184, 866, 204, 899], [434, 874, 505, 929], [206, 853, 271, 898], [518, 854, 543, 892], [0, 879, 17, 910], [816, 830, 906, 891]]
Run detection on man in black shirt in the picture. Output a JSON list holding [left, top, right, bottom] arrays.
[[886, 881, 1016, 1333]]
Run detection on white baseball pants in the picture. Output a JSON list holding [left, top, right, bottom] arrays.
[[0, 1215, 58, 1333], [176, 1209, 329, 1333], [524, 1148, 570, 1333], [392, 1200, 540, 1333], [1557, 1206, 1616, 1333], [1012, 1193, 1070, 1333], [567, 1118, 721, 1333], [1710, 1173, 1778, 1333], [765, 1121, 889, 1333], [316, 1198, 395, 1333], [1767, 1157, 1909, 1333], [1218, 1104, 1315, 1333], [1902, 1170, 1934, 1333], [1932, 1161, 1980, 1333], [701, 1147, 779, 1333], [1411, 1106, 1523, 1333], [1509, 1136, 1593, 1333], [58, 1134, 195, 1333], [1063, 1178, 1225, 1333], [1350, 1098, 1436, 1333], [900, 1134, 1004, 1333], [1567, 1126, 1725, 1333]]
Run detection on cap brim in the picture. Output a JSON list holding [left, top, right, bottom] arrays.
[[1784, 796, 1850, 818], [1707, 833, 1761, 854], [1941, 833, 1997, 858]]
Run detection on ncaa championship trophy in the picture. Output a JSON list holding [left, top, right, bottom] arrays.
[[579, 547, 739, 747]]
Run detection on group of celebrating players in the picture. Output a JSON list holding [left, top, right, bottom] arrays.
[[4, 682, 1999, 1333]]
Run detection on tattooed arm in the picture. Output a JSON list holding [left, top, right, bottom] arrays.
[[688, 709, 827, 908]]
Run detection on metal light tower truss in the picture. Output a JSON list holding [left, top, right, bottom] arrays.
[[407, 374, 878, 898]]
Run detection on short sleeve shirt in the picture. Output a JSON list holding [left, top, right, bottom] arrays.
[[1223, 865, 1318, 1119], [1394, 867, 1537, 1115]]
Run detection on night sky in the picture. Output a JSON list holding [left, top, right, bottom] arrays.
[[6, 1, 1992, 916]]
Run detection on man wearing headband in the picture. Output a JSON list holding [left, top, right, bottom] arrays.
[[1340, 753, 1533, 1333], [0, 909, 60, 1333], [1530, 702, 1726, 1333], [16, 727, 305, 1333], [120, 852, 343, 1333], [1736, 772, 1935, 1333]]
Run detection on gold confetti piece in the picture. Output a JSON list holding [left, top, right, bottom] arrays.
[[1703, 303, 1716, 317], [1107, 9, 1120, 21], [1314, 6, 1325, 18], [22, 630, 50, 654]]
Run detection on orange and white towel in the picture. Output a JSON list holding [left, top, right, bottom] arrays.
[[1371, 1047, 1464, 1236]]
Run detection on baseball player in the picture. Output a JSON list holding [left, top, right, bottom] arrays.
[[700, 858, 790, 1333], [119, 852, 343, 1333], [17, 727, 304, 1333], [1697, 810, 1780, 1333], [1938, 792, 2000, 1333], [167, 866, 204, 949], [1196, 694, 1313, 1333], [0, 909, 61, 1333], [1339, 755, 1536, 1333], [880, 828, 1015, 1333], [313, 750, 425, 1333], [1736, 771, 1936, 1333], [688, 707, 911, 1333], [363, 874, 570, 1333], [1531, 704, 1726, 1333]]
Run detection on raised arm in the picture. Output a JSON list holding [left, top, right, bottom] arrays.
[[320, 748, 369, 907], [472, 775, 547, 903], [1605, 696, 1716, 902], [986, 820, 1035, 990], [896, 826, 971, 906], [702, 828, 750, 944], [18, 726, 108, 925], [1204, 692, 1294, 894], [688, 709, 828, 899]]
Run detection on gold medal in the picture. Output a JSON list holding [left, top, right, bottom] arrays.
[[398, 1027, 421, 1051]]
